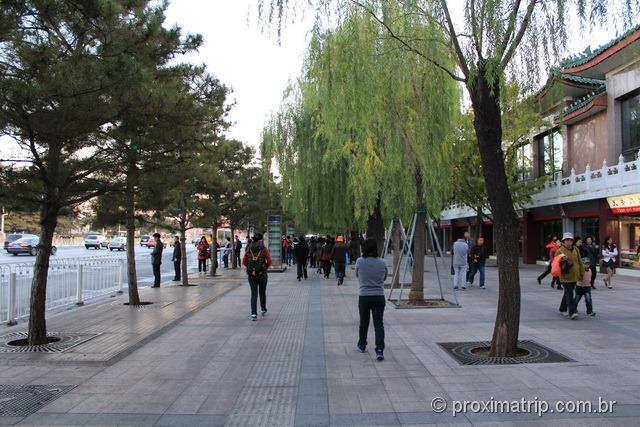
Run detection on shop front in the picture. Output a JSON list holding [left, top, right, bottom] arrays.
[[608, 193, 640, 270]]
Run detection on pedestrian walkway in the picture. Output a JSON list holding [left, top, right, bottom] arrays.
[[1, 261, 640, 426]]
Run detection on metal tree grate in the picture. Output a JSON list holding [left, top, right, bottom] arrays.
[[438, 340, 573, 365], [0, 332, 98, 353], [0, 385, 74, 416], [388, 298, 459, 309]]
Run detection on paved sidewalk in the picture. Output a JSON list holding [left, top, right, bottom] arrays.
[[1, 260, 640, 426]]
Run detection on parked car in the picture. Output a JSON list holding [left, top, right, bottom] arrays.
[[84, 234, 107, 249], [108, 237, 127, 251], [139, 235, 151, 247], [7, 235, 57, 256], [3, 233, 25, 253]]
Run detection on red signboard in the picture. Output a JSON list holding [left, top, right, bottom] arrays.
[[611, 206, 640, 214]]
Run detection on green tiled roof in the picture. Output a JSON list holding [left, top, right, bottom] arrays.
[[549, 68, 605, 86], [557, 85, 607, 119], [560, 23, 640, 69]]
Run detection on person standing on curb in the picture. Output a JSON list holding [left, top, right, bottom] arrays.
[[172, 236, 181, 282], [294, 235, 309, 281], [468, 237, 487, 289], [557, 232, 584, 320], [151, 233, 163, 288], [355, 238, 387, 361], [243, 233, 273, 321], [196, 236, 209, 274], [332, 235, 348, 286], [452, 237, 469, 290]]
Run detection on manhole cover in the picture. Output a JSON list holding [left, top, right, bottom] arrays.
[[438, 340, 573, 365], [388, 299, 459, 309], [0, 384, 74, 416], [0, 332, 99, 353]]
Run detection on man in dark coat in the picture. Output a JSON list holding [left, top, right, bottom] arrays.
[[151, 233, 163, 288], [172, 236, 181, 281], [331, 235, 349, 285], [294, 235, 309, 281], [234, 236, 242, 268]]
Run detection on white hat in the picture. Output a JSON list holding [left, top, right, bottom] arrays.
[[561, 232, 574, 241]]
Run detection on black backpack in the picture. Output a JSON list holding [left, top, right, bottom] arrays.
[[247, 247, 267, 277]]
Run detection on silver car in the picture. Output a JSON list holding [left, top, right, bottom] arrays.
[[108, 237, 126, 251]]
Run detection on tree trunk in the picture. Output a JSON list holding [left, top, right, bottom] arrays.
[[27, 203, 59, 345], [391, 216, 401, 287], [366, 195, 385, 255], [468, 65, 521, 357], [350, 230, 361, 260], [180, 221, 188, 286], [125, 152, 140, 305], [409, 167, 426, 302], [209, 226, 218, 276], [476, 210, 483, 239]]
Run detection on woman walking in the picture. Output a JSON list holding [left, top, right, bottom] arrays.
[[355, 238, 387, 361], [538, 236, 561, 289], [602, 236, 618, 289], [196, 236, 209, 274]]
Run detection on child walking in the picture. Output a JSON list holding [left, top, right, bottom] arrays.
[[575, 257, 596, 316]]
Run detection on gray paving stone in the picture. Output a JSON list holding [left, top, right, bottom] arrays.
[[155, 414, 226, 426]]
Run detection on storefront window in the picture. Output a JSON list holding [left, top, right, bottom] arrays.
[[536, 128, 563, 177], [619, 216, 640, 269], [574, 217, 599, 244], [538, 219, 563, 260], [621, 91, 640, 153]]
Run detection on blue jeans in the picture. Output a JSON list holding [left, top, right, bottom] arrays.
[[575, 286, 593, 314], [334, 262, 346, 283], [468, 263, 485, 286]]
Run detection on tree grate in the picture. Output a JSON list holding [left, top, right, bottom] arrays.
[[438, 340, 574, 365], [388, 298, 459, 309], [0, 332, 98, 353], [0, 384, 74, 417]]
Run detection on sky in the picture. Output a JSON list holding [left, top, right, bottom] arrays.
[[163, 0, 619, 151]]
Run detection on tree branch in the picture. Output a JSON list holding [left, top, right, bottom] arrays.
[[438, 0, 470, 78], [501, 0, 538, 68]]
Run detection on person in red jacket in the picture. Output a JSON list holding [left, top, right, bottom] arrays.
[[243, 233, 273, 321], [537, 236, 561, 289], [196, 237, 210, 274]]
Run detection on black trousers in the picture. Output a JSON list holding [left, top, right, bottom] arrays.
[[223, 254, 229, 268], [358, 295, 385, 350], [296, 261, 307, 279], [559, 282, 577, 315], [235, 253, 241, 268], [173, 261, 181, 280], [198, 259, 207, 272], [152, 263, 161, 287], [309, 254, 316, 268], [249, 274, 268, 315]]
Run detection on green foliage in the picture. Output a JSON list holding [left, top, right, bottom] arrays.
[[262, 9, 460, 231]]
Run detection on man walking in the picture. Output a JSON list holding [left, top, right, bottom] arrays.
[[243, 233, 273, 321], [172, 236, 181, 282], [468, 237, 487, 289], [223, 237, 232, 268], [294, 235, 309, 281], [332, 235, 349, 285], [463, 231, 473, 284], [151, 233, 163, 288], [452, 237, 469, 290], [558, 232, 584, 320]]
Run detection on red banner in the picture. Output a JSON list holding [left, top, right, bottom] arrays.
[[611, 206, 640, 214]]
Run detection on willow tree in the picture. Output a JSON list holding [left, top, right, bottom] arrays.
[[259, 0, 639, 357], [263, 9, 459, 300]]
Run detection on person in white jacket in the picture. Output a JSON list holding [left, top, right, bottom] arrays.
[[601, 236, 618, 289]]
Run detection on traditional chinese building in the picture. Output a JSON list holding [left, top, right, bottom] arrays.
[[439, 25, 640, 272]]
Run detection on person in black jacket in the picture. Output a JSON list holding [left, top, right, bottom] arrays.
[[294, 235, 309, 281], [468, 237, 488, 289], [332, 235, 349, 285], [234, 236, 242, 268], [172, 236, 181, 282], [583, 236, 599, 289]]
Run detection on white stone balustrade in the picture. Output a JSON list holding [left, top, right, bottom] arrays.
[[440, 149, 640, 220]]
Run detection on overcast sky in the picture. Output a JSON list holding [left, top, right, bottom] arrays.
[[163, 0, 617, 151]]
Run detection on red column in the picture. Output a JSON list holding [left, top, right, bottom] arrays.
[[599, 198, 619, 254]]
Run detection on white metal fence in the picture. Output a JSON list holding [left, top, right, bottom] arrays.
[[0, 256, 125, 325]]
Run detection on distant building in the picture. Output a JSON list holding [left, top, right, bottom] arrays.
[[439, 25, 640, 271]]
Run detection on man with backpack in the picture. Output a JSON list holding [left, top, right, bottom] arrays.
[[242, 233, 273, 321]]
